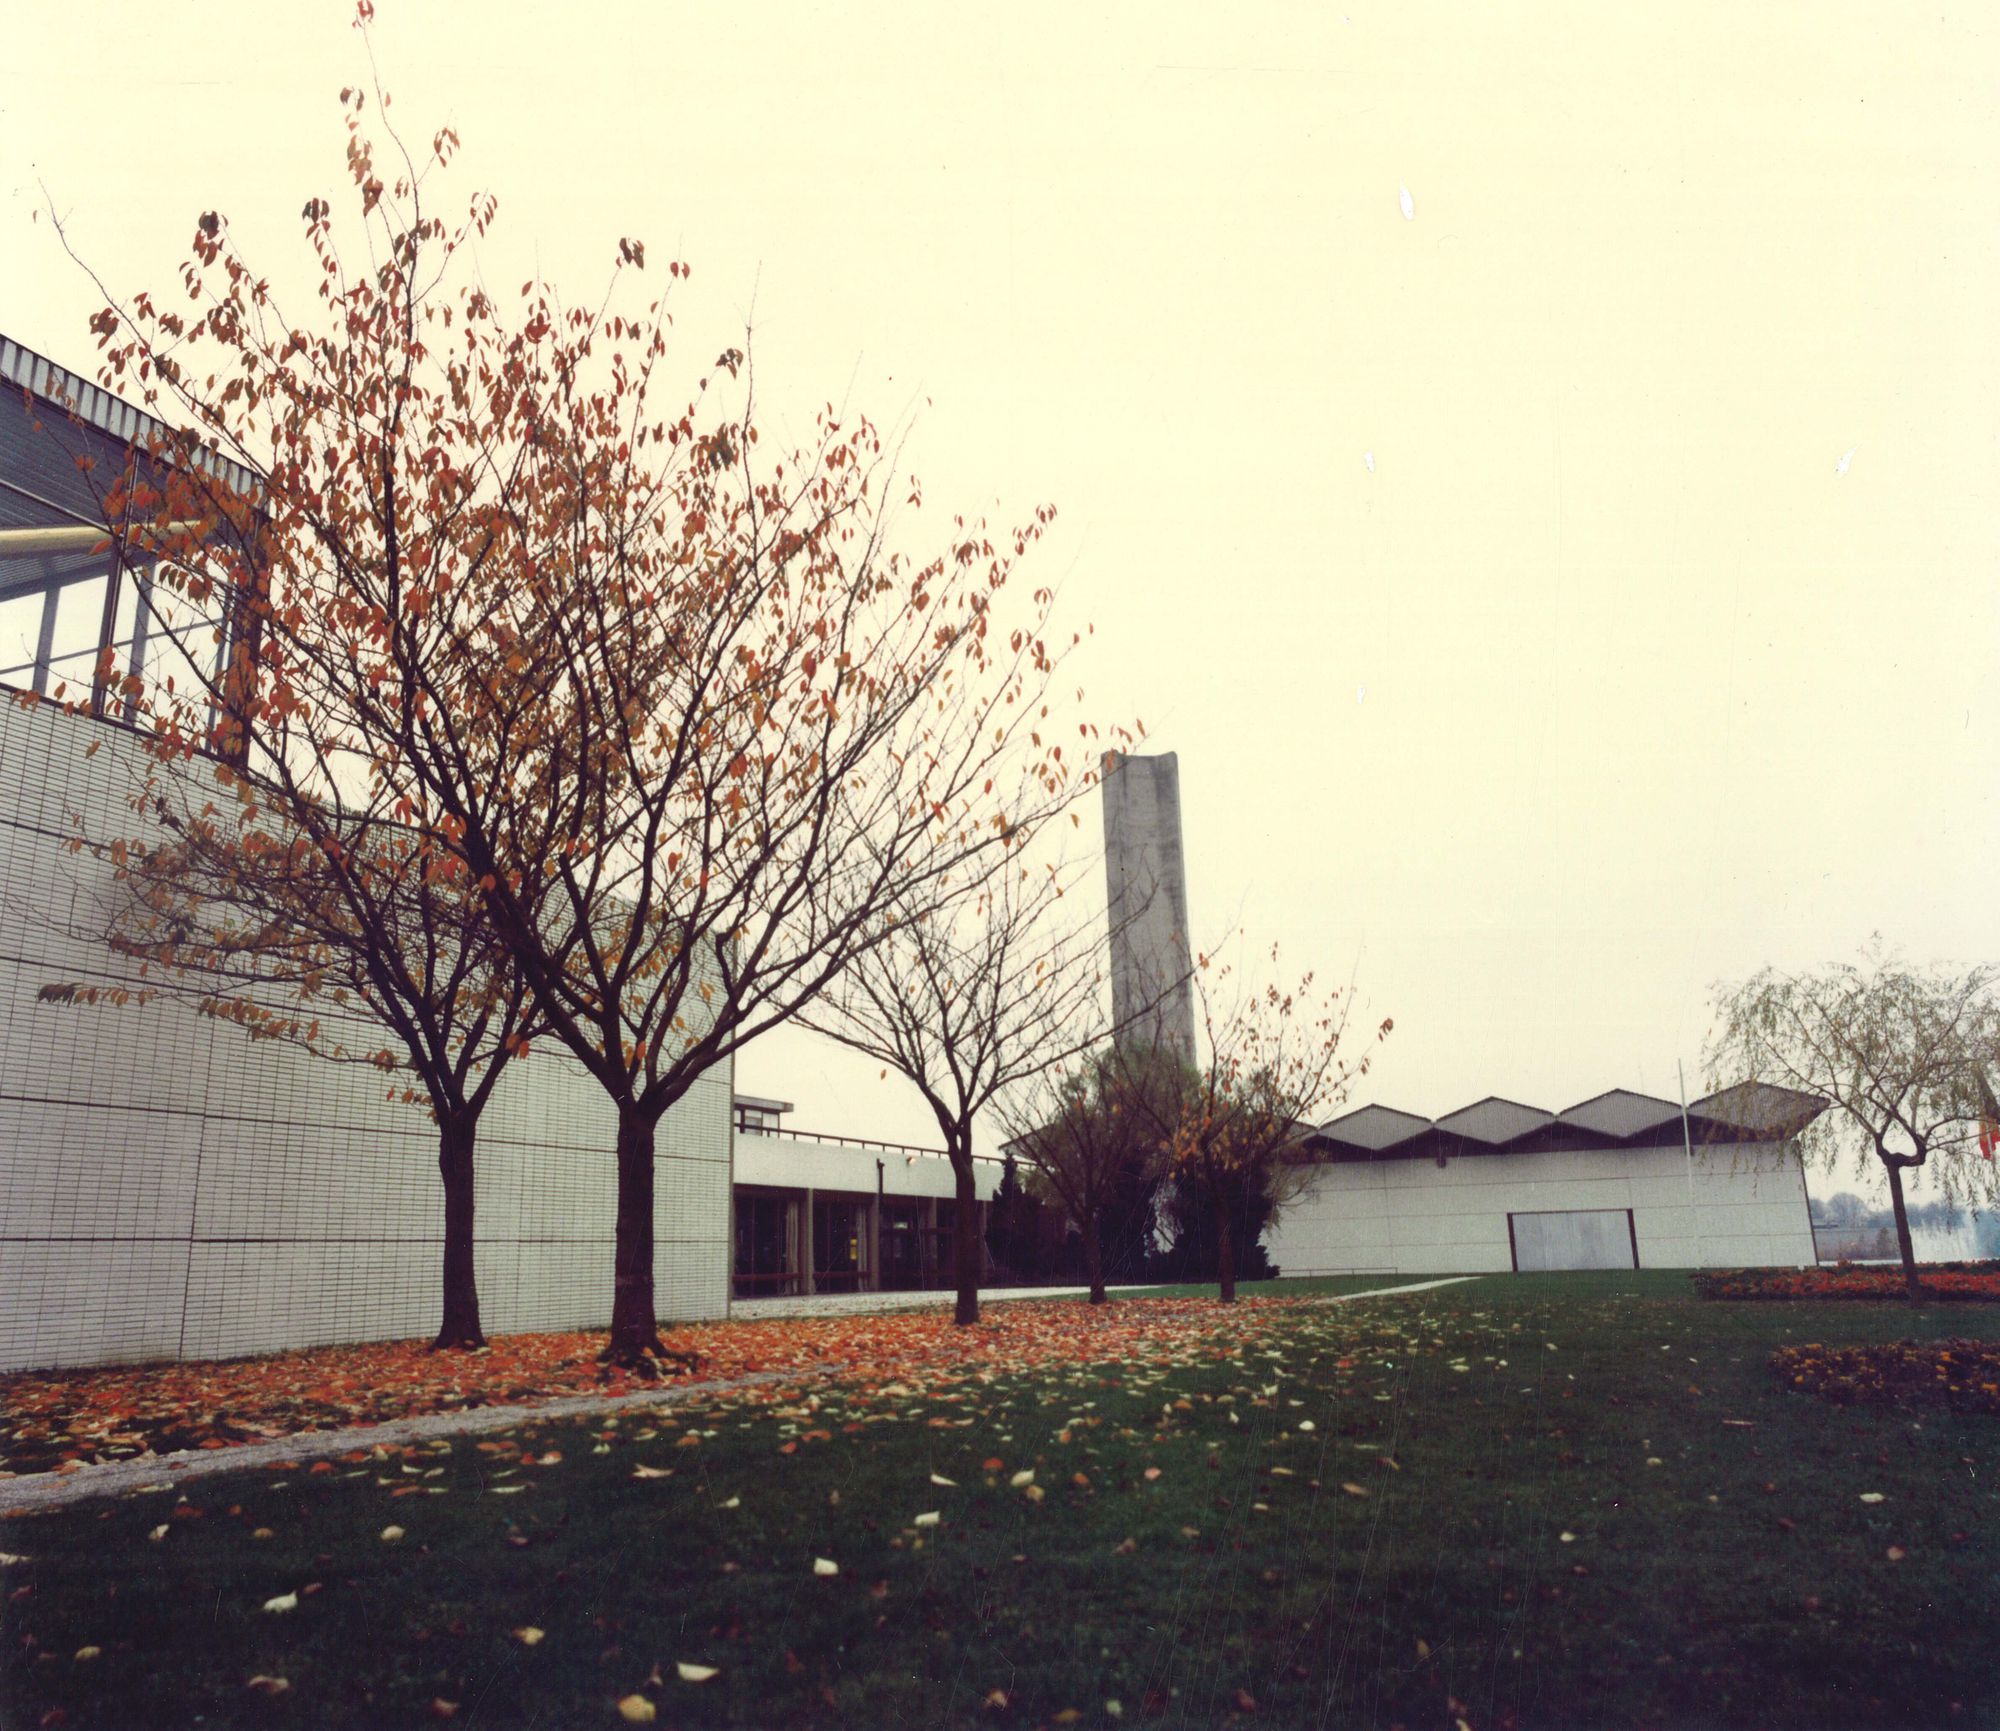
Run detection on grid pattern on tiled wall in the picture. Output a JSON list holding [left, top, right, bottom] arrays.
[[0, 698, 733, 1372]]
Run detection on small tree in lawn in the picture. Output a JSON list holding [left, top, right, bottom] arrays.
[[802, 848, 1122, 1326], [45, 796, 538, 1351], [1706, 946, 2000, 1302], [1149, 949, 1389, 1302], [1000, 1041, 1181, 1304], [64, 52, 1095, 1366], [36, 107, 537, 1349]]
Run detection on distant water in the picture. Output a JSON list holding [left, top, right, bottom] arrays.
[[1812, 1218, 1996, 1265], [1912, 1221, 1987, 1262]]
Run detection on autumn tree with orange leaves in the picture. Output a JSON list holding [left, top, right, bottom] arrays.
[[35, 65, 538, 1356], [1137, 951, 1390, 1302], [45, 804, 541, 1351], [62, 37, 1107, 1367]]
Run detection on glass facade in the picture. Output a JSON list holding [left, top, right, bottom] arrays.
[[728, 1186, 985, 1300], [731, 1191, 797, 1298]]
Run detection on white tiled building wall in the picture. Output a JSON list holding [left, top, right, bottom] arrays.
[[1265, 1141, 1815, 1277], [0, 698, 732, 1373]]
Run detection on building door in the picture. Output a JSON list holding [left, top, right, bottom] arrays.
[[813, 1196, 869, 1292], [1509, 1209, 1637, 1272], [733, 1191, 797, 1298], [879, 1200, 924, 1290]]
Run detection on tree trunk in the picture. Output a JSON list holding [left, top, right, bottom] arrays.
[[605, 1102, 667, 1369], [431, 1112, 485, 1351], [1216, 1198, 1237, 1304], [950, 1136, 982, 1327], [1084, 1206, 1107, 1304], [1884, 1157, 1923, 1304]]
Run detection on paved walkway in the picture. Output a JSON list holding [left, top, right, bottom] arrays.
[[0, 1276, 1482, 1517], [732, 1282, 1152, 1319], [735, 1274, 1482, 1319], [1310, 1275, 1481, 1303], [0, 1370, 810, 1518]]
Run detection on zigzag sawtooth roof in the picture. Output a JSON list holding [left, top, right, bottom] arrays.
[[1312, 1103, 1432, 1151], [1432, 1096, 1555, 1144], [1305, 1081, 1825, 1162], [1557, 1088, 1685, 1140]]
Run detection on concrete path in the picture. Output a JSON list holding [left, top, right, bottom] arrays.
[[1310, 1275, 1482, 1303], [732, 1282, 1153, 1319], [0, 1369, 812, 1518], [734, 1274, 1481, 1320], [0, 1276, 1480, 1518]]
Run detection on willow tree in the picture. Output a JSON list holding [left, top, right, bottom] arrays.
[[1707, 948, 2000, 1301], [69, 60, 1093, 1366]]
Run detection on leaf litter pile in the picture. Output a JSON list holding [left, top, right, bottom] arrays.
[[2, 1296, 1306, 1478], [1772, 1336, 2000, 1414]]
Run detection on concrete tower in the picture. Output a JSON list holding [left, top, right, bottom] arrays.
[[1101, 751, 1197, 1065]]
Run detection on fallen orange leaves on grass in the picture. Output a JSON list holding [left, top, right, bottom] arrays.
[[0, 1296, 1299, 1478], [1771, 1337, 2000, 1415]]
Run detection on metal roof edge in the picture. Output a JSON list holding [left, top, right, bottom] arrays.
[[1, 333, 258, 502]]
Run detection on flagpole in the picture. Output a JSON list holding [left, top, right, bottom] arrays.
[[1679, 1061, 1704, 1270]]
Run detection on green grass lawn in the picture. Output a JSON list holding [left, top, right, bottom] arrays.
[[6, 1272, 1997, 1729]]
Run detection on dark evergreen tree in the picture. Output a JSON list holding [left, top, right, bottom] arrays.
[[1097, 1159, 1165, 1285], [985, 1154, 1047, 1283], [1153, 1168, 1277, 1285]]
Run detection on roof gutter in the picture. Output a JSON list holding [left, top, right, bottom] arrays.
[[0, 523, 202, 558]]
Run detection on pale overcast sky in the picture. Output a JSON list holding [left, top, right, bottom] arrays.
[[6, 4, 1995, 1198]]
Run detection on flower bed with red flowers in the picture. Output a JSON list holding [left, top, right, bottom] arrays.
[[1693, 1262, 2000, 1302], [1771, 1337, 2000, 1414]]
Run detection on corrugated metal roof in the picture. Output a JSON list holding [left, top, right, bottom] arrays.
[[1688, 1081, 1826, 1137], [1313, 1103, 1432, 1150], [0, 333, 257, 503], [1556, 1088, 1684, 1140], [1298, 1080, 1827, 1164], [1433, 1096, 1555, 1144]]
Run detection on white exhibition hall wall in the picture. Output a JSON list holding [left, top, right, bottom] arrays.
[[0, 697, 732, 1373], [1266, 1141, 1814, 1277]]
